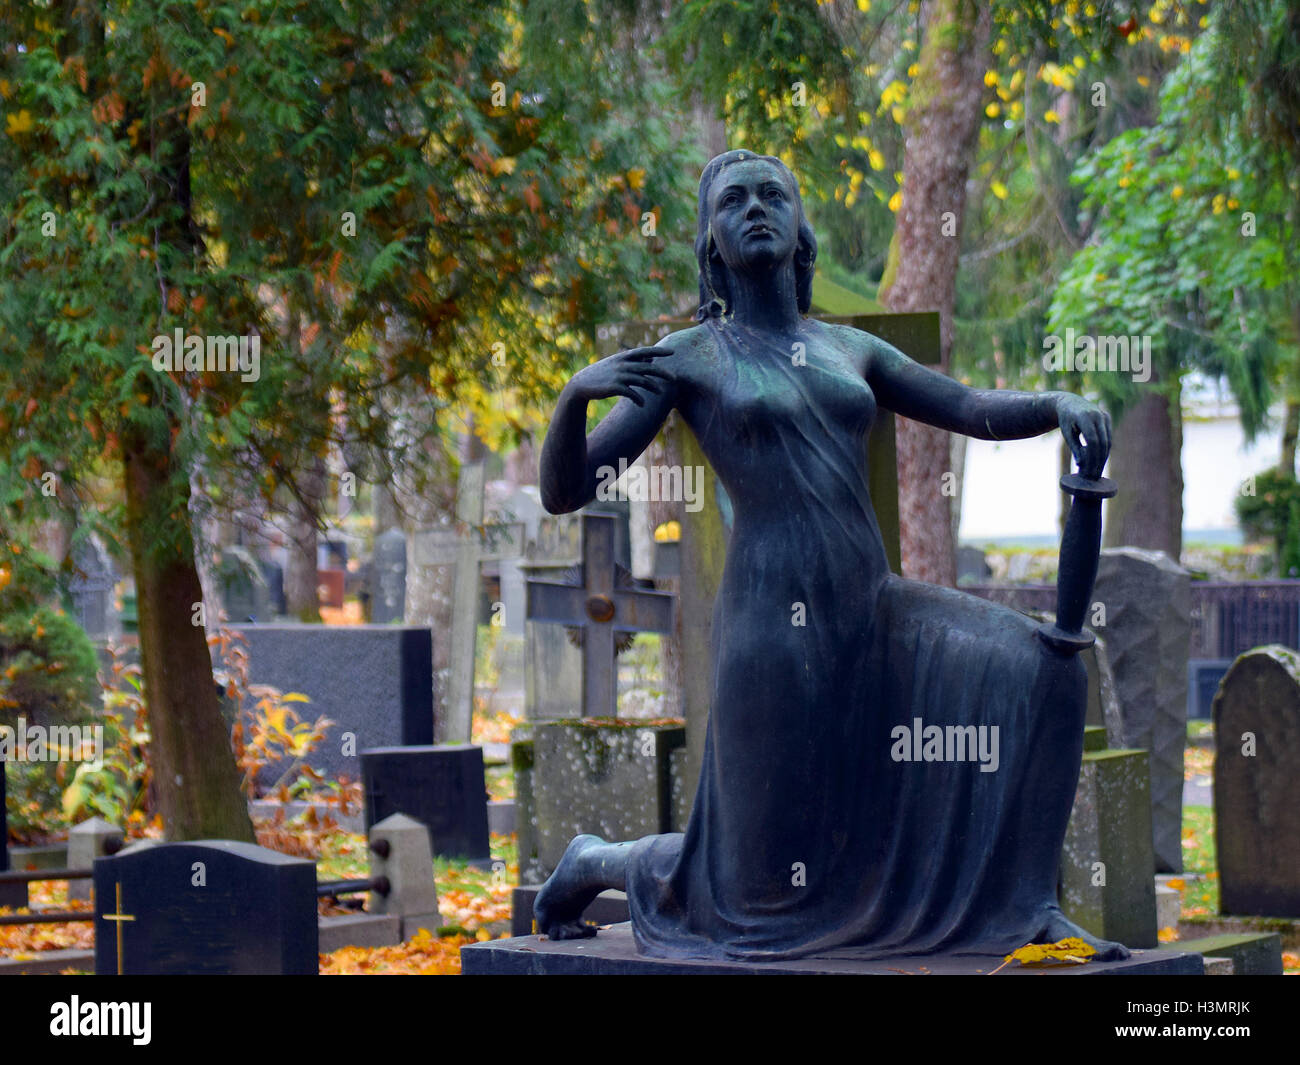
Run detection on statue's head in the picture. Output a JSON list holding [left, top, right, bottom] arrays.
[[695, 149, 817, 321]]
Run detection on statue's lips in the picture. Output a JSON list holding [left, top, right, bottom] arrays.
[[744, 226, 774, 238]]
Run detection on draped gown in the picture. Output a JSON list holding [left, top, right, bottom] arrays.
[[624, 317, 1088, 961]]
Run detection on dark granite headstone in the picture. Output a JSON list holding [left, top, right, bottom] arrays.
[[1213, 646, 1300, 917], [92, 840, 317, 975], [231, 625, 434, 783], [369, 528, 407, 624], [1, 756, 27, 908], [260, 558, 286, 618], [361, 745, 490, 862]]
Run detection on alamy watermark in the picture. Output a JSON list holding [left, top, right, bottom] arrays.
[[1042, 328, 1151, 383], [151, 329, 261, 382], [595, 458, 705, 513], [0, 717, 103, 768], [890, 716, 1000, 773]]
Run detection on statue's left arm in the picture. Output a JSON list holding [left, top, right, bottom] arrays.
[[863, 334, 1111, 479]]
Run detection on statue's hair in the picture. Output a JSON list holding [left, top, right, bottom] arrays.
[[695, 149, 817, 321]]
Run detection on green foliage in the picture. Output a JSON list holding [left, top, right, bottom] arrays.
[[60, 654, 152, 828], [1235, 466, 1300, 575], [1050, 16, 1291, 427], [0, 541, 99, 729], [0, 0, 697, 559]]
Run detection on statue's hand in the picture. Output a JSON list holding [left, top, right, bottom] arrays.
[[568, 345, 675, 408], [1057, 395, 1111, 480]]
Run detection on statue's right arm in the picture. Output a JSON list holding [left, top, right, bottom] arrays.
[[539, 345, 678, 514]]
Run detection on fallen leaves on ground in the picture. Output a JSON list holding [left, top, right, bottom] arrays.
[[320, 928, 482, 975], [0, 881, 93, 955]]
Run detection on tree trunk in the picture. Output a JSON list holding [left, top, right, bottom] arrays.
[[1102, 375, 1183, 560], [1280, 400, 1299, 480], [877, 0, 992, 588], [285, 453, 326, 622], [122, 428, 255, 842]]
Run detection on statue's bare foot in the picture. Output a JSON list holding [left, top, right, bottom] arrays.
[[534, 834, 606, 941], [1038, 909, 1131, 961]]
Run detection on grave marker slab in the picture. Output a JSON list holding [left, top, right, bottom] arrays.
[[1213, 646, 1300, 917], [361, 745, 491, 863], [525, 513, 675, 719], [1093, 547, 1190, 873], [369, 527, 408, 624], [410, 463, 524, 743], [231, 625, 433, 783], [93, 840, 317, 975], [530, 720, 685, 876]]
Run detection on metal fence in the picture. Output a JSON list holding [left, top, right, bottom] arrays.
[[964, 580, 1300, 659]]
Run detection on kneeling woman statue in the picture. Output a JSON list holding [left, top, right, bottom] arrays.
[[535, 149, 1124, 963]]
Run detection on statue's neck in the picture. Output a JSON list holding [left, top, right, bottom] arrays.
[[728, 259, 802, 335]]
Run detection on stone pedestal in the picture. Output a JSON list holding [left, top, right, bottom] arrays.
[[529, 720, 685, 879], [1060, 742, 1158, 948], [462, 923, 1203, 975]]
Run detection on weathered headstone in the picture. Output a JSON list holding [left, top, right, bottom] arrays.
[[93, 840, 317, 975], [525, 513, 675, 720], [369, 527, 408, 624], [360, 745, 491, 863], [231, 625, 434, 783], [1059, 727, 1158, 948], [410, 463, 523, 743], [1213, 646, 1300, 917], [67, 536, 117, 639], [217, 545, 271, 622], [317, 567, 346, 609], [529, 720, 685, 878], [1092, 547, 1190, 873]]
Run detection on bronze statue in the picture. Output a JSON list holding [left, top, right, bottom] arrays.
[[535, 149, 1123, 962]]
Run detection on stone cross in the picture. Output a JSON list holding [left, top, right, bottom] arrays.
[[411, 462, 523, 744], [525, 512, 675, 719]]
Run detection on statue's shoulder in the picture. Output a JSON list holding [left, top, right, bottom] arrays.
[[653, 322, 714, 357], [811, 319, 886, 373]]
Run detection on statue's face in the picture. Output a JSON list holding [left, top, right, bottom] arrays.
[[708, 159, 799, 275]]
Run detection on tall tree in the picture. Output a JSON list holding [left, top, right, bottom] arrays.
[[876, 0, 992, 586], [0, 0, 693, 837]]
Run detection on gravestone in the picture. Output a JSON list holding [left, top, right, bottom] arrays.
[[93, 840, 317, 975], [67, 536, 116, 639], [317, 567, 346, 609], [0, 756, 25, 908], [493, 486, 548, 635], [360, 745, 491, 863], [369, 528, 407, 624], [216, 545, 271, 622], [1092, 547, 1190, 873], [231, 625, 434, 783], [529, 721, 685, 877], [1059, 727, 1158, 948], [525, 512, 675, 719], [260, 558, 287, 618], [410, 463, 524, 743], [1213, 646, 1300, 917]]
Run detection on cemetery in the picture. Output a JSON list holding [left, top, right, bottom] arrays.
[[1, 0, 1298, 1021]]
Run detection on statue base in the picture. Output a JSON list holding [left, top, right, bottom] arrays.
[[461, 922, 1203, 975]]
